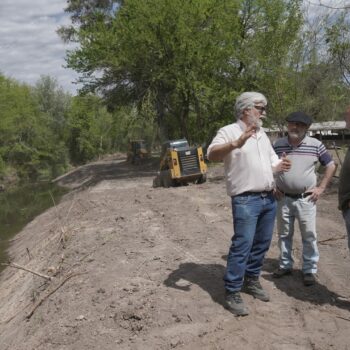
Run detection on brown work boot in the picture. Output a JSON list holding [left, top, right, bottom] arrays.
[[273, 267, 292, 278], [243, 276, 270, 302], [303, 273, 316, 286], [225, 291, 249, 316]]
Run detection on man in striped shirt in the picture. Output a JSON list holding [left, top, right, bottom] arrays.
[[273, 112, 336, 286]]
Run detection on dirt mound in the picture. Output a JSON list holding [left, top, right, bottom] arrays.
[[0, 160, 349, 350]]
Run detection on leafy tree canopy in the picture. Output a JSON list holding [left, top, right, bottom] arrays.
[[59, 0, 306, 143]]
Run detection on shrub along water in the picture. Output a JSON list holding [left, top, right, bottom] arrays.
[[0, 182, 67, 272]]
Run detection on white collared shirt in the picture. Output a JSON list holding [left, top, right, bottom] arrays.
[[207, 120, 280, 196]]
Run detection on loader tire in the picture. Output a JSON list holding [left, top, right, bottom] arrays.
[[197, 174, 207, 184], [160, 170, 172, 188], [153, 175, 161, 188]]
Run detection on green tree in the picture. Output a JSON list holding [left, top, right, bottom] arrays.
[[34, 76, 72, 138], [0, 74, 70, 181], [232, 0, 303, 127], [60, 0, 243, 143], [326, 14, 350, 87], [275, 7, 350, 124], [60, 0, 309, 143], [67, 94, 115, 164]]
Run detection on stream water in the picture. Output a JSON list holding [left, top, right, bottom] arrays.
[[0, 183, 67, 272]]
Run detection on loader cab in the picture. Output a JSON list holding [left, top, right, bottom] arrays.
[[161, 139, 189, 155]]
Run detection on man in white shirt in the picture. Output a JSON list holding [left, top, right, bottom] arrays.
[[207, 92, 290, 316]]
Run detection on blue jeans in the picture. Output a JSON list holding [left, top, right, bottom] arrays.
[[343, 208, 350, 250], [224, 193, 277, 292], [277, 196, 318, 273]]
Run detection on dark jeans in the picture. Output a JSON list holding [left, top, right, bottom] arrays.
[[224, 192, 277, 292], [343, 207, 350, 250]]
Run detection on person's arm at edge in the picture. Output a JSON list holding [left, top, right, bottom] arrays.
[[309, 161, 336, 202], [316, 161, 336, 192], [309, 142, 337, 201]]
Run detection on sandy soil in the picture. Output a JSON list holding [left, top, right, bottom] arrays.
[[0, 157, 350, 350]]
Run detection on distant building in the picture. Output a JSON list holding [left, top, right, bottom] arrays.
[[306, 121, 349, 148]]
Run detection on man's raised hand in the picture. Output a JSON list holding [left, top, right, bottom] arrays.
[[234, 125, 256, 148]]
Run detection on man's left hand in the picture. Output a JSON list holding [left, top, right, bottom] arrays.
[[308, 187, 325, 202]]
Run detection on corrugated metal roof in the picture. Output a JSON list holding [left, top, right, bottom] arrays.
[[308, 121, 346, 131], [265, 121, 347, 132]]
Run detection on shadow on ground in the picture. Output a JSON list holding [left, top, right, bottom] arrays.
[[169, 257, 350, 312], [53, 157, 160, 190], [164, 262, 226, 308], [262, 257, 350, 311]]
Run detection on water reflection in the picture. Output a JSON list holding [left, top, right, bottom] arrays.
[[0, 183, 67, 271]]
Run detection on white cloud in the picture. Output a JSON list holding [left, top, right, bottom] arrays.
[[0, 0, 80, 94], [1, 0, 349, 95]]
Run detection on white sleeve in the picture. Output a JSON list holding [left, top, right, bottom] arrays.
[[207, 127, 231, 159], [268, 137, 282, 172]]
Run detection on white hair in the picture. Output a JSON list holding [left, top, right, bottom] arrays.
[[234, 92, 267, 120]]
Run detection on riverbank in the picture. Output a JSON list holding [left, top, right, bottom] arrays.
[[0, 182, 67, 271], [0, 158, 349, 350]]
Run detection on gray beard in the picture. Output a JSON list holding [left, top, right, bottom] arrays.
[[247, 115, 263, 130], [288, 131, 306, 140]]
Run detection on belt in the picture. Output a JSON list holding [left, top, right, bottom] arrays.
[[284, 192, 312, 199], [238, 190, 273, 197]]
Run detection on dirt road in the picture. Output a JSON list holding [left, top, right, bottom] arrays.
[[0, 158, 349, 350]]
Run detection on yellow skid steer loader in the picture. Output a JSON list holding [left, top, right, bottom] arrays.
[[153, 139, 207, 187]]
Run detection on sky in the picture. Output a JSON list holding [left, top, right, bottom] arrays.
[[0, 0, 79, 94], [0, 0, 348, 96]]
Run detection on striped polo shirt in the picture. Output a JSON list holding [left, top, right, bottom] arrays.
[[273, 136, 333, 194]]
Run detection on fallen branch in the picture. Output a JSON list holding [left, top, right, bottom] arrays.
[[58, 226, 67, 248], [1, 262, 53, 281], [49, 191, 67, 248], [318, 235, 346, 245], [0, 301, 32, 325], [26, 248, 33, 261], [26, 272, 86, 320], [336, 316, 350, 322]]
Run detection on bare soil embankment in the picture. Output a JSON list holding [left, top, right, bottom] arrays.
[[0, 157, 349, 350]]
